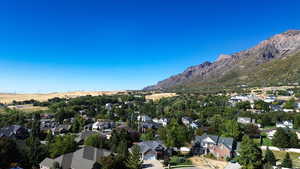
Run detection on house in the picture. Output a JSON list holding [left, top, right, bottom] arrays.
[[51, 124, 71, 135], [191, 134, 237, 159], [270, 104, 282, 112], [276, 121, 293, 129], [137, 115, 152, 122], [141, 122, 160, 132], [229, 95, 259, 106], [92, 121, 115, 131], [40, 146, 111, 169], [181, 117, 201, 128], [264, 96, 276, 103], [153, 118, 168, 126], [237, 117, 261, 128], [135, 140, 166, 160], [237, 117, 255, 125], [0, 125, 29, 139], [105, 103, 112, 110]]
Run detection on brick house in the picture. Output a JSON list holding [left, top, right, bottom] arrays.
[[191, 134, 237, 159]]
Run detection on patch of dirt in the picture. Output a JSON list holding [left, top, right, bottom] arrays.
[[189, 156, 228, 169]]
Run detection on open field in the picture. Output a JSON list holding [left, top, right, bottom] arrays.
[[7, 104, 49, 113], [145, 93, 177, 101], [0, 91, 126, 104]]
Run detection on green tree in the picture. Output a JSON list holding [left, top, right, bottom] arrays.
[[49, 135, 77, 158], [126, 145, 143, 169], [284, 99, 295, 109], [116, 140, 129, 157], [84, 134, 106, 148], [272, 128, 290, 148], [158, 118, 189, 148], [71, 116, 84, 133], [264, 147, 276, 166], [294, 114, 300, 129], [238, 136, 263, 169], [288, 130, 299, 148], [140, 129, 155, 141], [208, 114, 223, 135], [0, 137, 22, 169], [222, 120, 241, 140], [281, 153, 292, 168]]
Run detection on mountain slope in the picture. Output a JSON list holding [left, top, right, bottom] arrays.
[[145, 30, 300, 90]]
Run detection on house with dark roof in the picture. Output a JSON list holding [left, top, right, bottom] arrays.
[[40, 146, 111, 169], [135, 140, 166, 160], [0, 125, 29, 139], [191, 134, 237, 159]]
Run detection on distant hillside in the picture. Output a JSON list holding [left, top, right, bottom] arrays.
[[145, 30, 300, 91]]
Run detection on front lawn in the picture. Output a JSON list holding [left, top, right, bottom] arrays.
[[262, 150, 300, 167]]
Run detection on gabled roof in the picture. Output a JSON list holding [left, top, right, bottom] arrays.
[[194, 134, 234, 150], [40, 146, 111, 169], [0, 125, 27, 138], [136, 140, 166, 154]]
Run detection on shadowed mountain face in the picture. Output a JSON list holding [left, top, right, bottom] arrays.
[[145, 30, 300, 90]]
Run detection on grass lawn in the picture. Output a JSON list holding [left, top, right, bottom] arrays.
[[253, 137, 272, 146], [263, 150, 300, 167]]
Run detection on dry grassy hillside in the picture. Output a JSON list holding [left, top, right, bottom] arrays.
[[0, 91, 125, 104]]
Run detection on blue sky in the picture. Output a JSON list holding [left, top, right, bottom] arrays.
[[0, 0, 300, 93]]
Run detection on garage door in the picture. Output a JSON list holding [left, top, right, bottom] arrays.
[[144, 153, 157, 160]]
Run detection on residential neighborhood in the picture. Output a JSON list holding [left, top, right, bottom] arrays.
[[1, 86, 300, 169]]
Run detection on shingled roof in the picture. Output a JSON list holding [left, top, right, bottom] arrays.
[[40, 146, 111, 169], [194, 133, 234, 150]]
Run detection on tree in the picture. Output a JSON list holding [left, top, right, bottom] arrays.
[[272, 128, 290, 148], [222, 120, 241, 140], [294, 114, 300, 129], [116, 140, 129, 157], [140, 129, 155, 141], [158, 118, 189, 148], [238, 136, 263, 169], [85, 134, 107, 148], [264, 147, 276, 166], [236, 101, 251, 110], [71, 116, 84, 133], [281, 153, 292, 168], [254, 100, 270, 112], [288, 131, 299, 148], [0, 137, 22, 169], [244, 124, 260, 138], [208, 114, 223, 135], [126, 145, 143, 169], [49, 135, 77, 158], [284, 99, 295, 109], [272, 128, 299, 148]]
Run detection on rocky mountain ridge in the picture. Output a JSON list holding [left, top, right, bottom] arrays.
[[145, 30, 300, 90]]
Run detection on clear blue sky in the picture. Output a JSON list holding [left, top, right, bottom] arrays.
[[0, 0, 300, 93]]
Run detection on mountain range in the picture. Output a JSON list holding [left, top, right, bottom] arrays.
[[145, 30, 300, 91]]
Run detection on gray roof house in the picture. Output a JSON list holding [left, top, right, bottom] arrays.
[[192, 134, 236, 159], [40, 146, 111, 169], [135, 140, 166, 160], [0, 125, 29, 139]]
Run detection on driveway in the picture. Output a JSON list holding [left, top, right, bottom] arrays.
[[143, 160, 164, 169]]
